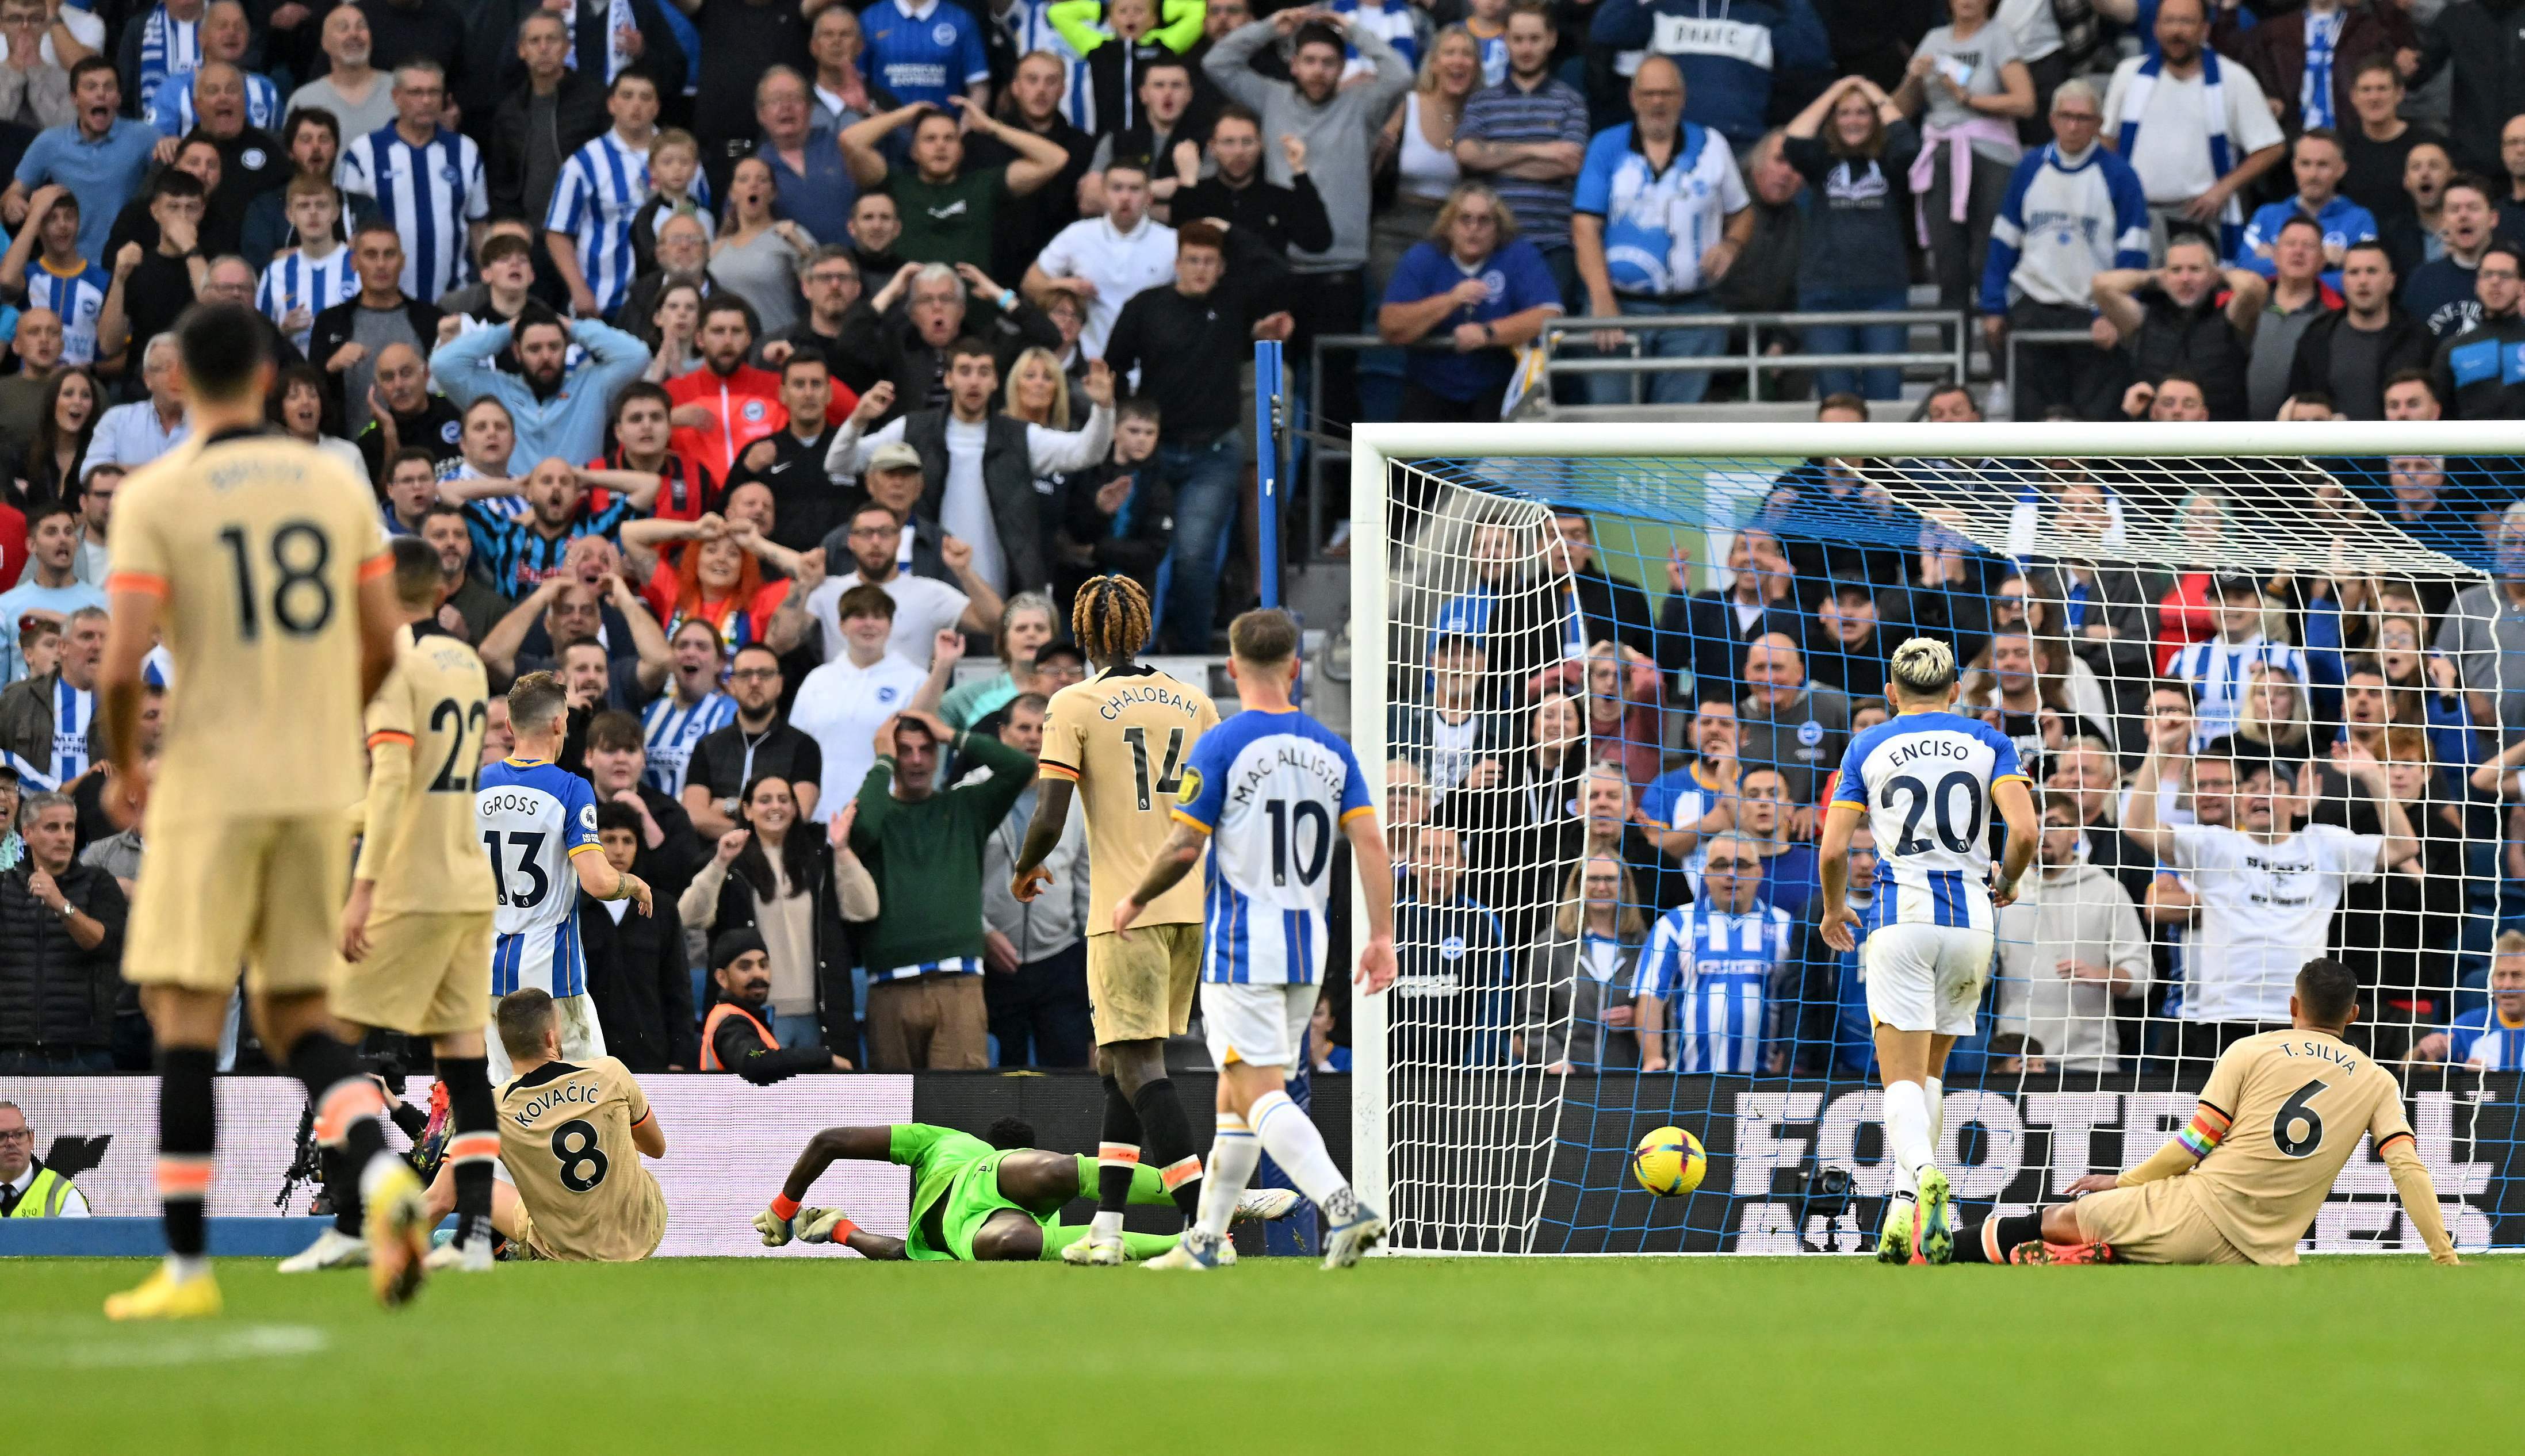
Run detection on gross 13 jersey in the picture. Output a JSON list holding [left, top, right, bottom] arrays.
[[103, 427, 389, 825], [475, 757, 603, 995], [1828, 711, 2027, 932], [357, 626, 496, 913], [1039, 662, 1221, 934], [1171, 709, 1372, 986]]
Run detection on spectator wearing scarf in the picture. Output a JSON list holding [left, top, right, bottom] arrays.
[[2102, 0, 2285, 261]]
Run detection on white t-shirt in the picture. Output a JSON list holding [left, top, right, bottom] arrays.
[[789, 652, 929, 820], [1030, 213, 1179, 358], [938, 416, 1001, 592], [805, 570, 968, 664], [1995, 0, 2062, 64], [2102, 56, 2285, 205], [2166, 821, 2382, 1023]]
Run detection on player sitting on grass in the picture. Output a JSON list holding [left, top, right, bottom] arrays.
[[418, 988, 671, 1261], [754, 1121, 1298, 1262], [1948, 957, 2460, 1267]]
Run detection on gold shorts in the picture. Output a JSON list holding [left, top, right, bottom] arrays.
[[1086, 923, 1202, 1044], [331, 910, 493, 1037], [123, 815, 350, 998], [2072, 1178, 2252, 1266], [508, 1178, 667, 1263]]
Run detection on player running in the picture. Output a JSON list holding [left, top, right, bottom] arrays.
[[418, 989, 671, 1262], [753, 1120, 1299, 1262], [1119, 608, 1398, 1271], [284, 536, 504, 1277], [98, 302, 419, 1317], [1947, 958, 2460, 1267], [1816, 638, 2038, 1266], [476, 671, 653, 1083], [1007, 574, 1221, 1265]]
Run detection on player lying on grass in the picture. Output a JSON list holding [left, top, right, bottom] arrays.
[[414, 988, 671, 1261], [1948, 957, 2459, 1267], [753, 1120, 1298, 1262]]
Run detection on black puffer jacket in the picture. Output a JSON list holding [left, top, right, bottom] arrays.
[[0, 862, 128, 1052]]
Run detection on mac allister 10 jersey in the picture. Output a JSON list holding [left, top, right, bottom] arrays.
[[476, 758, 604, 993], [1171, 710, 1373, 987], [1827, 711, 2027, 932]]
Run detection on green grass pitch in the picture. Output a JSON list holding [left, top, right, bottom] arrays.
[[9, 1255, 2513, 1452]]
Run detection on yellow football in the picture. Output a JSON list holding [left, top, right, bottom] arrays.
[[1632, 1126, 1707, 1198]]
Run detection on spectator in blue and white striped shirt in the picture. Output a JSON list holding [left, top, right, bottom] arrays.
[[341, 60, 488, 304], [1636, 833, 1794, 1075], [117, 0, 205, 106], [0, 185, 105, 365], [144, 2, 276, 137], [641, 618, 739, 798], [254, 177, 359, 352], [548, 70, 663, 322], [2172, 575, 2309, 748]]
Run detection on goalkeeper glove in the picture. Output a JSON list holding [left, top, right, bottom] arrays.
[[797, 1208, 855, 1244], [754, 1203, 797, 1247]]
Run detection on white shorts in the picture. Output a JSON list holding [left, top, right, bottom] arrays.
[[1202, 982, 1315, 1069], [485, 992, 607, 1085], [1862, 924, 1994, 1037]]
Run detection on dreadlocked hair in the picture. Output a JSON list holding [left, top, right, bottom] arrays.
[[1072, 573, 1151, 667]]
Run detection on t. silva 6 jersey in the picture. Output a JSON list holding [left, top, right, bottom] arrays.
[[1171, 709, 1372, 987], [1828, 711, 2027, 932], [476, 757, 604, 997]]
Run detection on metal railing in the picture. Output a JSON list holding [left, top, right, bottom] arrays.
[[1294, 308, 1969, 561]]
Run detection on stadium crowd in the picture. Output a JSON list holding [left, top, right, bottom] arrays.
[[1, 0, 2524, 1087]]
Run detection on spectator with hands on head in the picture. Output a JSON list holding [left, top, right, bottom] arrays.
[[837, 97, 1072, 270]]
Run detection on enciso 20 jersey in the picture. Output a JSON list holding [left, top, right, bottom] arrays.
[[1171, 709, 1372, 987], [1827, 711, 2027, 932], [475, 757, 603, 995]]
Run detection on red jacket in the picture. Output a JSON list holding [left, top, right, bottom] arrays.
[[665, 365, 856, 476]]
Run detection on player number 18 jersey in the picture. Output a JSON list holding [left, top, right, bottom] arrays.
[[1828, 711, 2027, 932], [1171, 709, 1371, 987]]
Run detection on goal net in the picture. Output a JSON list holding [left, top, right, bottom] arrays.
[[1348, 421, 2525, 1257]]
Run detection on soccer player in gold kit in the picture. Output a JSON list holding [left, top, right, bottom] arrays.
[[283, 534, 503, 1276], [97, 303, 426, 1318], [1008, 574, 1221, 1264], [1949, 958, 2461, 1267]]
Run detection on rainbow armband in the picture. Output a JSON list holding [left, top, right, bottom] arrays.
[[2175, 1104, 2231, 1160]]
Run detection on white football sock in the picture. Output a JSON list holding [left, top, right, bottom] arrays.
[[1249, 1090, 1356, 1220], [1925, 1076, 1946, 1159], [1195, 1116, 1258, 1243], [1883, 1079, 1935, 1196]]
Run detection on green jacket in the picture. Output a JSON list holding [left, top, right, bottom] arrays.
[[851, 731, 1038, 977]]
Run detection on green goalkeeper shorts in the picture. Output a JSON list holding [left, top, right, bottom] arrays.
[[889, 1123, 1052, 1262]]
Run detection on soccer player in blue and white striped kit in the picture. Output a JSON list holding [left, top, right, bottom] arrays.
[[1816, 638, 2038, 1265], [1636, 833, 1793, 1075], [1114, 609, 1399, 1270], [475, 672, 653, 1082]]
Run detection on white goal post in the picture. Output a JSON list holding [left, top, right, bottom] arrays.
[[1347, 420, 2525, 1257]]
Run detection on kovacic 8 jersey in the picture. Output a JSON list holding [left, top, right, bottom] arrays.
[[1171, 710, 1373, 987]]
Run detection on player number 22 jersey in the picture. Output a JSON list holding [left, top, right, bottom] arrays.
[[1828, 711, 2026, 932], [1172, 709, 1371, 987]]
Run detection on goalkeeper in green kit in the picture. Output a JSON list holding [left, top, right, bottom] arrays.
[[754, 1120, 1298, 1262]]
